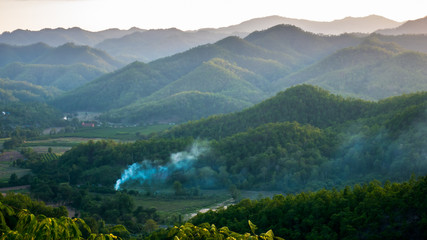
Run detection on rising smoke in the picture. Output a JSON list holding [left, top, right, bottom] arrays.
[[115, 141, 208, 191]]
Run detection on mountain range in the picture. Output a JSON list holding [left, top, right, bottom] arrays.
[[0, 42, 124, 93], [273, 37, 427, 99], [50, 23, 427, 124], [51, 25, 365, 123], [0, 15, 403, 63], [3, 15, 427, 125], [216, 15, 401, 35], [0, 42, 122, 71], [0, 27, 144, 47]]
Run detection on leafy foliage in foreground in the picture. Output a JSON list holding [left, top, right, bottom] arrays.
[[147, 221, 282, 240], [191, 176, 427, 240], [0, 196, 122, 240]]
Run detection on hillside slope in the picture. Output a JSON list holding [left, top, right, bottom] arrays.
[[51, 61, 170, 111], [376, 16, 427, 35], [274, 37, 427, 99], [101, 91, 252, 123], [0, 62, 106, 91]]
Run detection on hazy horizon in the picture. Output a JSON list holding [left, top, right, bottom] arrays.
[[1, 0, 426, 34]]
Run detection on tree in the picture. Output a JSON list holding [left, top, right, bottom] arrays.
[[229, 184, 240, 202], [8, 173, 18, 186], [173, 181, 184, 196], [144, 219, 159, 233]]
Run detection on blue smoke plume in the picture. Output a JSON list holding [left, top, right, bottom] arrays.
[[115, 141, 208, 191]]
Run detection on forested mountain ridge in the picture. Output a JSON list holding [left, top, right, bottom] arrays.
[[244, 25, 362, 65], [189, 176, 427, 240], [95, 28, 230, 63], [0, 43, 51, 67], [0, 62, 106, 91], [30, 43, 123, 72], [164, 84, 427, 140], [51, 61, 170, 111], [100, 91, 252, 124], [0, 77, 60, 102], [49, 22, 427, 124], [158, 85, 427, 191], [100, 58, 266, 123], [0, 42, 123, 71], [0, 26, 144, 47], [273, 37, 427, 100], [0, 43, 122, 95], [51, 25, 363, 123], [163, 85, 375, 139], [139, 58, 267, 103]]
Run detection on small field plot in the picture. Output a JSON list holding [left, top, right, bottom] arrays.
[[55, 124, 172, 141], [0, 151, 31, 184], [22, 137, 103, 154], [134, 195, 228, 215], [119, 189, 229, 220]]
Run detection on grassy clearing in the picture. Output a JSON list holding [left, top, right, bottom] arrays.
[[134, 194, 228, 215], [127, 189, 282, 222]]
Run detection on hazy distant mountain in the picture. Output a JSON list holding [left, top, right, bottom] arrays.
[[0, 42, 123, 71], [0, 78, 59, 102], [376, 16, 427, 35], [0, 43, 51, 67], [1, 15, 401, 64], [375, 34, 427, 54], [244, 25, 362, 65], [274, 37, 427, 100], [0, 27, 144, 47], [95, 28, 229, 62], [95, 15, 399, 63], [214, 15, 402, 35], [0, 62, 106, 91], [35, 43, 123, 71]]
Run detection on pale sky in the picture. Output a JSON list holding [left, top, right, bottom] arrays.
[[0, 0, 426, 33]]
